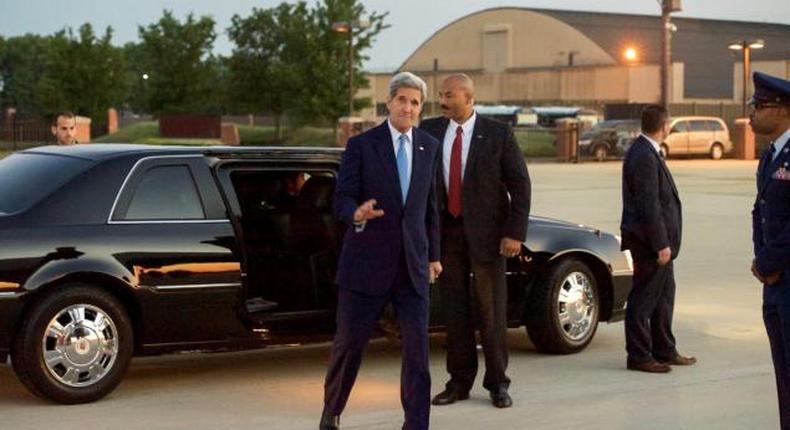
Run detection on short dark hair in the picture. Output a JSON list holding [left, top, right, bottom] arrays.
[[51, 111, 76, 126], [641, 105, 669, 134]]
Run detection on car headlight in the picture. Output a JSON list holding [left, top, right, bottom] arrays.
[[623, 250, 633, 272], [613, 235, 634, 272], [579, 139, 591, 146]]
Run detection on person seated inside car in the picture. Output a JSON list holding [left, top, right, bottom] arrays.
[[270, 171, 306, 211]]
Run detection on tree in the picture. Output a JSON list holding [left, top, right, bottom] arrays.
[[226, 0, 386, 137], [312, 0, 388, 124], [35, 24, 127, 123], [227, 2, 319, 139], [136, 10, 219, 115], [0, 34, 51, 114]]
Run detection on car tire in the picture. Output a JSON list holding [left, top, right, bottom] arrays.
[[660, 143, 669, 159], [525, 259, 600, 354], [710, 142, 724, 160], [593, 145, 607, 162], [11, 284, 133, 404]]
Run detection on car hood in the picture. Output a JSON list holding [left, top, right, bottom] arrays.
[[529, 215, 599, 233]]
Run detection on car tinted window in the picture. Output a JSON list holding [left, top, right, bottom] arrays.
[[689, 121, 708, 132], [0, 153, 92, 215], [707, 120, 724, 131], [123, 165, 205, 220], [672, 121, 689, 133]]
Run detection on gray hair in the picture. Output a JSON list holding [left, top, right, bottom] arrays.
[[388, 71, 427, 102]]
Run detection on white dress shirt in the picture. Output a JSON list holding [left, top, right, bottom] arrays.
[[441, 112, 476, 188], [640, 133, 663, 157], [388, 119, 413, 185]]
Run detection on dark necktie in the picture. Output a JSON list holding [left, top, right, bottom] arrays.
[[448, 126, 463, 217], [770, 141, 777, 161]]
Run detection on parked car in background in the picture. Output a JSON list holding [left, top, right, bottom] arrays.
[[661, 116, 732, 159], [0, 145, 632, 404], [579, 119, 640, 161]]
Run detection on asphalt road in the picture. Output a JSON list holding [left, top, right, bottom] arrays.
[[0, 159, 778, 430]]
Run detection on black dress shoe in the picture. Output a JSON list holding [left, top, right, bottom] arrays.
[[319, 410, 340, 430], [431, 387, 470, 406], [490, 387, 513, 408]]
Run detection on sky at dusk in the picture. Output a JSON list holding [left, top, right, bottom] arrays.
[[2, 0, 788, 70]]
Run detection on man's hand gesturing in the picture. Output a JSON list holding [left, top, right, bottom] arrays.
[[354, 199, 385, 223]]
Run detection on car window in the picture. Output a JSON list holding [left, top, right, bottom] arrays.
[[707, 120, 724, 131], [0, 153, 92, 215], [689, 121, 707, 132], [671, 121, 689, 133], [123, 165, 205, 220]]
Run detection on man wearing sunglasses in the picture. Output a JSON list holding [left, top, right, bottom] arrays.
[[749, 71, 790, 430]]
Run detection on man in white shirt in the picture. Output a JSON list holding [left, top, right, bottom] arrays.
[[420, 74, 531, 408]]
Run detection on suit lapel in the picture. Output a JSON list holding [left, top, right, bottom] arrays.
[[757, 147, 773, 196], [465, 116, 486, 184], [427, 118, 450, 201], [405, 131, 428, 208], [372, 122, 404, 204], [639, 137, 680, 200]]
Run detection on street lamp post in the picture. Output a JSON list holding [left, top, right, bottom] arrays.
[[729, 39, 765, 117], [659, 0, 682, 107], [332, 19, 371, 118]]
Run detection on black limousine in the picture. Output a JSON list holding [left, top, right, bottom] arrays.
[[0, 145, 632, 404]]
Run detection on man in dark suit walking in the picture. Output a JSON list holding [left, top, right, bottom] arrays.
[[748, 71, 790, 429], [420, 74, 530, 408], [620, 104, 696, 373], [319, 72, 442, 430]]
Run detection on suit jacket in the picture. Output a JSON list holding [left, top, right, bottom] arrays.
[[420, 115, 531, 263], [334, 121, 441, 298], [620, 135, 682, 259], [752, 134, 790, 304]]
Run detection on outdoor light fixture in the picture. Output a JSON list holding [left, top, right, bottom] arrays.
[[729, 39, 766, 116], [624, 47, 638, 62], [332, 19, 371, 118]]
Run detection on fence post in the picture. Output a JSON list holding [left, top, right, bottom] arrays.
[[4, 108, 17, 151]]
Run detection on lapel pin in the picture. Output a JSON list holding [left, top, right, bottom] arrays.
[[419, 146, 424, 151], [784, 148, 788, 154]]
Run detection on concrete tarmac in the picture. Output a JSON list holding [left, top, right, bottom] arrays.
[[0, 159, 778, 429]]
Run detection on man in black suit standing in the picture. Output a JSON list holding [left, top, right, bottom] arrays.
[[420, 74, 531, 408], [620, 104, 696, 373]]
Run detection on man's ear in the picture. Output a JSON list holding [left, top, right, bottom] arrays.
[[51, 126, 57, 136]]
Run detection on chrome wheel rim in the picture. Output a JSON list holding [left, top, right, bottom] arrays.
[[712, 145, 722, 159], [557, 272, 596, 342], [42, 304, 119, 388], [595, 147, 606, 161]]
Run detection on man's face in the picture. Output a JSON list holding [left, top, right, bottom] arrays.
[[659, 120, 671, 142], [387, 87, 423, 133], [749, 102, 788, 136], [51, 116, 77, 145], [439, 79, 473, 123]]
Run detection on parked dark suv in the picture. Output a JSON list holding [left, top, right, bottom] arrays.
[[579, 119, 640, 161], [0, 145, 632, 404]]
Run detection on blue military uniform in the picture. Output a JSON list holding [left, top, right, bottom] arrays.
[[751, 71, 790, 429]]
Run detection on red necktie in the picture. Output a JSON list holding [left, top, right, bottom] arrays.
[[448, 126, 463, 217]]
